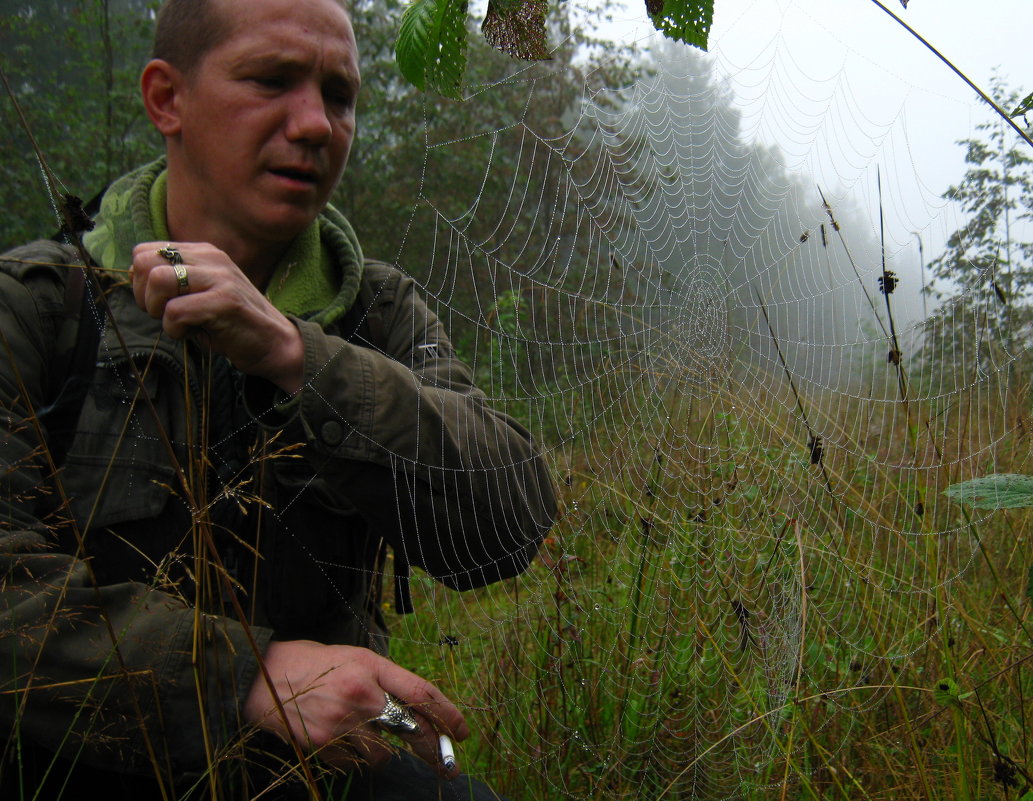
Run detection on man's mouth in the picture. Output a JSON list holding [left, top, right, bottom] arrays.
[[270, 167, 318, 185]]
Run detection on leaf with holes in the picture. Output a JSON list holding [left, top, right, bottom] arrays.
[[483, 0, 550, 60], [933, 677, 961, 706], [944, 473, 1033, 509], [647, 0, 713, 51], [1011, 91, 1033, 119], [395, 0, 469, 99]]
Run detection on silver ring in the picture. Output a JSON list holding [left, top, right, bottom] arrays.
[[157, 245, 183, 265], [374, 692, 420, 735], [173, 262, 189, 295]]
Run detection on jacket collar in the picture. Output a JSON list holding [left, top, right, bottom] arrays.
[[83, 158, 366, 334]]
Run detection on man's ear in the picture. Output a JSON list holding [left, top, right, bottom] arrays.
[[141, 59, 184, 136]]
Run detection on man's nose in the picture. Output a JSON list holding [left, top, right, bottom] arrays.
[[285, 85, 333, 145]]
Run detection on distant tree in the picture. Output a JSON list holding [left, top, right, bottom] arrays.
[[926, 77, 1033, 362], [0, 0, 160, 249]]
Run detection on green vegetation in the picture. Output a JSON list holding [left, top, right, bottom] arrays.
[[389, 371, 1033, 799]]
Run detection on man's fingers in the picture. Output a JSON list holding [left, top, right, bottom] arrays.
[[379, 673, 469, 741], [140, 264, 188, 318], [307, 709, 454, 778], [132, 241, 203, 318], [355, 703, 457, 778], [405, 710, 460, 777], [128, 240, 303, 389], [157, 293, 218, 341], [133, 242, 224, 313], [374, 671, 468, 776]]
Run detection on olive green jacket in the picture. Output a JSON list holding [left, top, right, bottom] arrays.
[[0, 237, 555, 787]]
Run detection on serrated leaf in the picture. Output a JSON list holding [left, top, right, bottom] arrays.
[[395, 0, 469, 99], [1011, 90, 1033, 119], [396, 0, 434, 90], [646, 0, 713, 51], [943, 473, 1033, 509], [483, 0, 550, 61], [933, 677, 961, 706]]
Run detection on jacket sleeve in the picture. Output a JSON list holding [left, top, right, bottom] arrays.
[[246, 264, 557, 591], [0, 244, 271, 778]]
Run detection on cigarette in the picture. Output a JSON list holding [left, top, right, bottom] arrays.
[[439, 734, 457, 771]]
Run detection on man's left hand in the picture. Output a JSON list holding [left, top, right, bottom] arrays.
[[131, 241, 304, 393]]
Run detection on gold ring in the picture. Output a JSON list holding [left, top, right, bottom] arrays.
[[173, 263, 189, 295]]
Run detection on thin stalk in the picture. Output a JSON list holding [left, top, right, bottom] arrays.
[[952, 701, 972, 801], [962, 507, 1033, 645], [817, 187, 892, 342], [753, 288, 835, 497], [779, 519, 810, 801], [876, 169, 910, 408], [868, 0, 1033, 151], [972, 687, 1033, 788], [615, 436, 667, 749], [875, 174, 951, 714], [793, 702, 874, 801]]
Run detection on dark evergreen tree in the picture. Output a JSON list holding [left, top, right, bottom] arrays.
[[0, 0, 161, 249]]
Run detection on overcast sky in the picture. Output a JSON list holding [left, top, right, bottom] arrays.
[[711, 0, 1029, 90], [586, 0, 1031, 306], [708, 0, 1030, 178]]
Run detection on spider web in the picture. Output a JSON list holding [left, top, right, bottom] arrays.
[[363, 6, 1029, 799]]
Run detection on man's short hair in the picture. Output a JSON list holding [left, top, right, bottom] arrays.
[[151, 0, 230, 75], [152, 0, 350, 75]]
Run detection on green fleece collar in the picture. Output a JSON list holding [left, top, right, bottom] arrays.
[[82, 158, 363, 325]]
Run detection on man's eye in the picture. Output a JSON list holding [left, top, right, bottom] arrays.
[[325, 91, 355, 111], [252, 76, 285, 90]]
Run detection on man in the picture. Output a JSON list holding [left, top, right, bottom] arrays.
[[0, 0, 555, 797]]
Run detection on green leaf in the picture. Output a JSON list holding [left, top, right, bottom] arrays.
[[395, 0, 469, 99], [1010, 90, 1033, 119], [482, 0, 551, 61], [943, 473, 1033, 509], [646, 0, 713, 51], [1025, 565, 1033, 606], [933, 677, 961, 706]]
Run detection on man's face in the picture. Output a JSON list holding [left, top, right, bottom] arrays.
[[170, 0, 360, 246]]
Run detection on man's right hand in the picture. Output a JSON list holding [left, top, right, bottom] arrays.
[[130, 242, 305, 394], [243, 640, 468, 777]]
